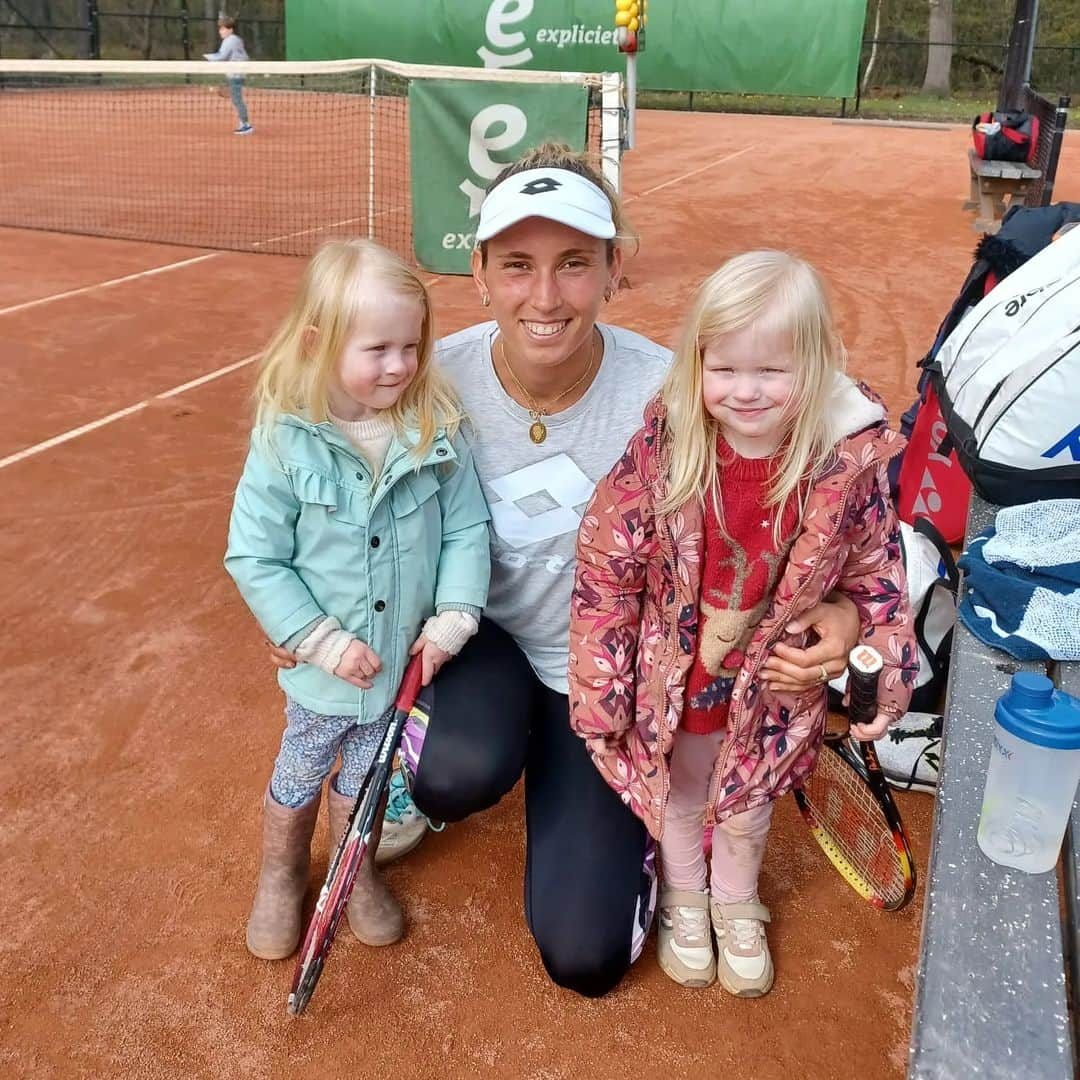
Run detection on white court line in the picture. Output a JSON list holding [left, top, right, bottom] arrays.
[[252, 216, 365, 248], [2, 145, 758, 468], [252, 204, 408, 248], [0, 253, 219, 317], [625, 145, 759, 202], [0, 354, 259, 471]]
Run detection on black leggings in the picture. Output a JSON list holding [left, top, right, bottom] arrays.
[[411, 618, 650, 998]]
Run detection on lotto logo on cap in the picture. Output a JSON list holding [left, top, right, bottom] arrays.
[[475, 168, 617, 242]]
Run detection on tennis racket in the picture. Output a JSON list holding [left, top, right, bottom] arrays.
[[792, 644, 917, 911], [287, 656, 425, 1016]]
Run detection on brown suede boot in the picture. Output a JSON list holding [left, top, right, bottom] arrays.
[[245, 787, 320, 960], [327, 776, 404, 946]]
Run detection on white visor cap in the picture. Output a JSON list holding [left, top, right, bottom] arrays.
[[475, 167, 617, 243]]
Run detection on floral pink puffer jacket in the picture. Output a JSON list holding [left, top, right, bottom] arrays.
[[568, 380, 918, 840]]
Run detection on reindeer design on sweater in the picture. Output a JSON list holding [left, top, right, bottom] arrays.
[[690, 546, 786, 712]]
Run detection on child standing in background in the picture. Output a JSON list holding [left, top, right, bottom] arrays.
[[568, 251, 916, 996], [225, 239, 490, 960], [204, 15, 253, 135]]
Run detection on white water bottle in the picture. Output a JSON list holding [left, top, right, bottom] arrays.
[[977, 673, 1080, 874]]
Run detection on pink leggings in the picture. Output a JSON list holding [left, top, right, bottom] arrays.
[[661, 728, 773, 903]]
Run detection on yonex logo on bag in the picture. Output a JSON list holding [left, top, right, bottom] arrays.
[[1043, 423, 1080, 462], [520, 177, 562, 196]]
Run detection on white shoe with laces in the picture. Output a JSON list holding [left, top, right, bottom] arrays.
[[657, 888, 715, 988], [711, 898, 774, 997], [374, 766, 431, 866], [874, 712, 943, 794]]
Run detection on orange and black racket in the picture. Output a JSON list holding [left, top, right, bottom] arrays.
[[792, 645, 916, 911], [287, 657, 425, 1016]]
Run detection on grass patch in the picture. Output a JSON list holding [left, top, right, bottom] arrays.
[[638, 88, 1078, 127]]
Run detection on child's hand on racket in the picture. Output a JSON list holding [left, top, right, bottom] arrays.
[[409, 634, 451, 687], [334, 640, 382, 689], [850, 710, 892, 742]]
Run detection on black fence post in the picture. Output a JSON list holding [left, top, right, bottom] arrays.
[[855, 48, 864, 114], [1041, 94, 1071, 206], [999, 0, 1039, 111], [181, 0, 191, 60], [87, 0, 100, 59]]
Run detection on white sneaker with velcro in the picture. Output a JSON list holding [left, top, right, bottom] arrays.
[[657, 888, 715, 988], [711, 898, 774, 997]]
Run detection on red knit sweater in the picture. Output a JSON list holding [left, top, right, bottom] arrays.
[[681, 440, 798, 735]]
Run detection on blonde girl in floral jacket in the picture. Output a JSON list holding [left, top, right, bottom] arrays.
[[568, 251, 917, 997]]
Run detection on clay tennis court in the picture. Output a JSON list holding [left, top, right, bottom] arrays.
[[2, 109, 1076, 1079]]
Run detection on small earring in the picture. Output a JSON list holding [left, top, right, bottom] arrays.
[[481, 293, 491, 307], [603, 286, 613, 303]]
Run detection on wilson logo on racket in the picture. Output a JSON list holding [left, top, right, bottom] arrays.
[[851, 645, 883, 673]]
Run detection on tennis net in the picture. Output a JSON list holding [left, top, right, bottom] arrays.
[[0, 58, 622, 260]]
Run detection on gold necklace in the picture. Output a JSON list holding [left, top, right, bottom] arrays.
[[497, 333, 600, 444]]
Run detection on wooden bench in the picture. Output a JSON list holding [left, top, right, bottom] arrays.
[[964, 87, 1071, 235], [965, 149, 1041, 234], [908, 492, 1079, 1079]]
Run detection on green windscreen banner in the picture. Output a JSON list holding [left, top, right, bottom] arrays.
[[288, 1, 866, 98], [408, 79, 588, 274]]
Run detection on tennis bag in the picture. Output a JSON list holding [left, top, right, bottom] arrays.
[[926, 220, 1080, 506], [972, 110, 1039, 164], [830, 518, 958, 715]]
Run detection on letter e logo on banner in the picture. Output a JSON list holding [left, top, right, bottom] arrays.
[[459, 104, 528, 217], [408, 80, 588, 274], [478, 0, 534, 69]]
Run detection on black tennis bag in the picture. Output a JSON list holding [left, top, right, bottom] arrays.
[[972, 110, 1039, 164]]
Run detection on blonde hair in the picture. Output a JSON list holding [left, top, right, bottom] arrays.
[[253, 238, 462, 460], [480, 141, 637, 265], [658, 250, 845, 542]]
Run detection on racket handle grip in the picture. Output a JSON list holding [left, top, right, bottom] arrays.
[[847, 645, 883, 729], [395, 654, 425, 712]]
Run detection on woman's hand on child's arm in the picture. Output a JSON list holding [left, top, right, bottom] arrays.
[[850, 710, 892, 742], [760, 594, 860, 692], [333, 640, 382, 689], [263, 632, 382, 689], [265, 640, 298, 669]]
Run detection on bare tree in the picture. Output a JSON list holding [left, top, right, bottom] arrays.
[[861, 0, 885, 92], [922, 0, 955, 97]]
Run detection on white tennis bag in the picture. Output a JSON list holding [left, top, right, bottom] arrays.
[[929, 222, 1080, 505]]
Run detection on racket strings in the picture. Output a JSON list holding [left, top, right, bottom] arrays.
[[802, 748, 909, 907]]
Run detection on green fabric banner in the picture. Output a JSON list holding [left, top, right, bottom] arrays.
[[408, 80, 588, 274], [288, 0, 866, 98]]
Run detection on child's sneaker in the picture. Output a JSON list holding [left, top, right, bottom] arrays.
[[234, 123, 254, 135], [874, 712, 943, 794], [374, 767, 429, 866], [657, 888, 715, 988], [710, 899, 774, 997]]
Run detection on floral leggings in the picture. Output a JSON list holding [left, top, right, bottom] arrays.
[[269, 697, 383, 808]]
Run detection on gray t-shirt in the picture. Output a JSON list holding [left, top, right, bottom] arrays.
[[437, 321, 671, 693]]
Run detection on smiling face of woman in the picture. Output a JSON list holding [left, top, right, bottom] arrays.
[[472, 216, 621, 380]]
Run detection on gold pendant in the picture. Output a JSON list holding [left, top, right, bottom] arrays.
[[529, 419, 547, 444]]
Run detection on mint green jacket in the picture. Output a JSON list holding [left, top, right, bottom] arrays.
[[224, 415, 490, 721]]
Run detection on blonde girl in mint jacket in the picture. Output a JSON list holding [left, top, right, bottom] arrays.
[[225, 240, 490, 962]]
